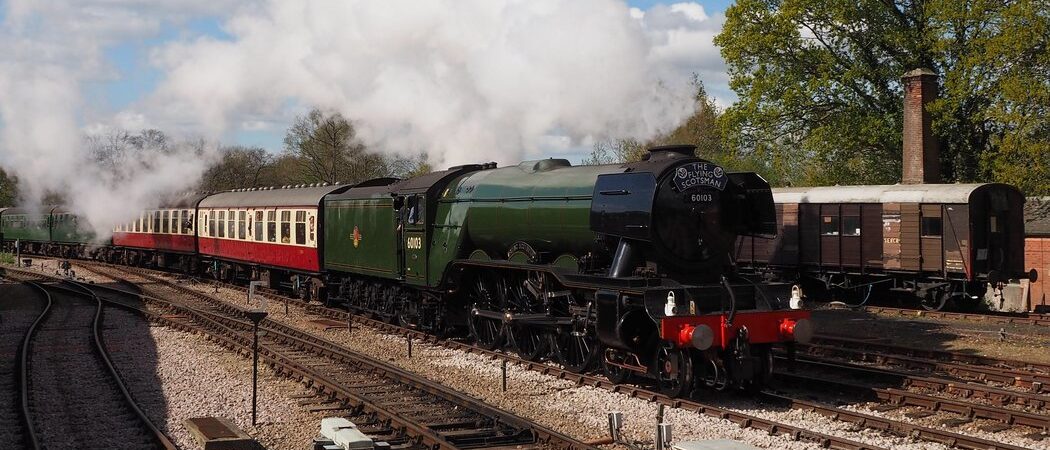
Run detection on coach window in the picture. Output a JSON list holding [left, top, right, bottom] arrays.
[[842, 216, 861, 236], [921, 216, 942, 237], [180, 210, 187, 234], [267, 211, 277, 242], [295, 211, 306, 245], [153, 211, 161, 233], [255, 211, 264, 241], [162, 211, 170, 233], [280, 210, 291, 244], [308, 213, 316, 243], [229, 210, 237, 239], [171, 211, 179, 234], [218, 211, 227, 238], [238, 211, 247, 240], [820, 215, 839, 236]]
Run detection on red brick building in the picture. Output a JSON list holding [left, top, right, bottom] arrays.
[[1026, 197, 1050, 311]]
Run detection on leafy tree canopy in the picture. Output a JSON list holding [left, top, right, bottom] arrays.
[[0, 167, 18, 206], [716, 0, 1049, 193]]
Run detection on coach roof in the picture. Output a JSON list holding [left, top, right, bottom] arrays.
[[772, 183, 1020, 204], [200, 184, 352, 208]]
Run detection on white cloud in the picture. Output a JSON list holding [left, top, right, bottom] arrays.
[[133, 0, 729, 166]]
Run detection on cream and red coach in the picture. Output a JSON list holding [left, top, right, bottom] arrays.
[[111, 194, 206, 270], [196, 184, 349, 297]]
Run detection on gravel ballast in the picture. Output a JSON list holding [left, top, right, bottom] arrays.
[[163, 276, 957, 450]]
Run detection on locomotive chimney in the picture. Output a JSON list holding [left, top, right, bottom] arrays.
[[901, 68, 940, 184]]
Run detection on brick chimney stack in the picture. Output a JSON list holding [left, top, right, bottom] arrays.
[[901, 68, 940, 184]]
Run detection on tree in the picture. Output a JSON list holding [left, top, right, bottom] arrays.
[[199, 146, 275, 192], [283, 109, 389, 185], [0, 167, 18, 206], [388, 152, 432, 179], [581, 138, 645, 165], [716, 0, 1049, 192]]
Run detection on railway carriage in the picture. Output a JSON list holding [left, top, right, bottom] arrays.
[[1, 207, 54, 254], [110, 193, 207, 270], [1, 206, 98, 257], [197, 184, 350, 297], [735, 183, 1034, 310]]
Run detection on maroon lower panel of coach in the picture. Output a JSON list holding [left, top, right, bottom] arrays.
[[198, 236, 320, 273]]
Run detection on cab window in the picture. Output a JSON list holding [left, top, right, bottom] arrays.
[[406, 195, 424, 225]]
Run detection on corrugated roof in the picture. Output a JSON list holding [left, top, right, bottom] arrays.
[[772, 183, 1015, 204], [1026, 197, 1050, 236], [199, 184, 351, 208]]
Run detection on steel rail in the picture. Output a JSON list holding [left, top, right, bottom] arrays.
[[780, 355, 1050, 410], [63, 268, 596, 450], [810, 335, 1050, 375], [73, 261, 1046, 450], [309, 304, 1040, 450], [757, 392, 1034, 450], [30, 281, 179, 450], [835, 304, 1050, 328], [800, 342, 1050, 394], [77, 262, 884, 450], [20, 282, 51, 450], [773, 371, 1050, 432]]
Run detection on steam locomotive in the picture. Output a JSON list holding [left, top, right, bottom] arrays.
[[1, 144, 811, 397]]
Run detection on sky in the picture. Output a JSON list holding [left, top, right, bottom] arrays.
[[2, 0, 736, 161]]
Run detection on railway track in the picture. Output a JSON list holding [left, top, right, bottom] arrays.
[[297, 303, 1038, 450], [55, 262, 885, 450], [831, 304, 1050, 328], [0, 280, 47, 449], [798, 336, 1050, 394], [80, 262, 1048, 450], [46, 263, 597, 450], [17, 260, 1050, 449], [17, 279, 176, 449]]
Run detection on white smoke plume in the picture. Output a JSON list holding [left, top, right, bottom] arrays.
[[0, 0, 726, 238], [141, 0, 723, 165], [0, 1, 232, 238]]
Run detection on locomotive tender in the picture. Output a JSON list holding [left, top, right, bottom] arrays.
[[0, 145, 811, 397]]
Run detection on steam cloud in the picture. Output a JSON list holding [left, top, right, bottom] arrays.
[[143, 0, 724, 165], [0, 0, 726, 238], [0, 1, 233, 238]]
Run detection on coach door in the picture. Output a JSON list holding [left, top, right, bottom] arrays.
[[400, 194, 427, 285], [943, 205, 970, 277], [985, 209, 1009, 275], [920, 205, 943, 272]]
